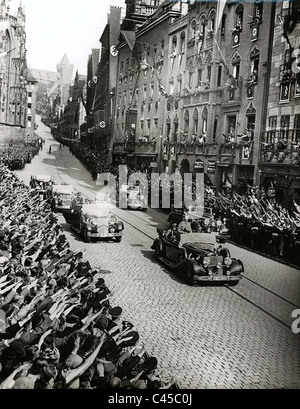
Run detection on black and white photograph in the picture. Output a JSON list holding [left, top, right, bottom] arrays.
[[0, 0, 299, 397]]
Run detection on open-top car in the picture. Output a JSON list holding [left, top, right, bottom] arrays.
[[120, 184, 147, 211], [151, 231, 243, 286], [167, 205, 212, 227], [50, 184, 74, 213], [30, 175, 53, 199], [62, 203, 124, 243]]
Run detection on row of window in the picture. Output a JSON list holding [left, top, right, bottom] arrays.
[[267, 114, 300, 143]]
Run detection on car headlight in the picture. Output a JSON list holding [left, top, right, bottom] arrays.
[[203, 257, 210, 268], [116, 221, 123, 231], [224, 257, 232, 267], [208, 269, 213, 276], [109, 227, 115, 233]]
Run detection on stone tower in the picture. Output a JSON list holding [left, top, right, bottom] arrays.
[[56, 54, 74, 106]]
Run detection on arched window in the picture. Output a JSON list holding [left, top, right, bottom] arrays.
[[190, 19, 197, 38], [166, 116, 171, 139], [213, 116, 218, 142], [231, 52, 241, 79], [173, 113, 179, 143], [180, 31, 186, 54], [235, 4, 244, 30], [200, 15, 206, 37], [193, 109, 199, 135], [202, 107, 208, 134], [209, 10, 216, 33], [184, 110, 189, 134], [246, 103, 256, 141], [249, 47, 260, 83], [172, 35, 177, 52], [253, 0, 263, 23]]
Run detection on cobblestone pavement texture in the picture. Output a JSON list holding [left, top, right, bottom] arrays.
[[15, 116, 300, 389]]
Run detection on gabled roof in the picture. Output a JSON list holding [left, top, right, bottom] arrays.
[[27, 69, 38, 83], [29, 68, 61, 84]]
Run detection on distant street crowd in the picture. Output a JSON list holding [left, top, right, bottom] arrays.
[[0, 164, 177, 389], [0, 141, 41, 171]]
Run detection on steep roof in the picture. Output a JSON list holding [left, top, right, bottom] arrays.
[[59, 53, 71, 66], [27, 69, 38, 83], [29, 68, 61, 84]]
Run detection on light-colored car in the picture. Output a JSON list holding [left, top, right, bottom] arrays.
[[121, 184, 147, 211], [50, 185, 74, 213], [63, 203, 124, 243], [30, 175, 53, 199]]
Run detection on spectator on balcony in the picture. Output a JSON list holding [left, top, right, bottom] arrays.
[[197, 133, 206, 146], [276, 139, 288, 150]]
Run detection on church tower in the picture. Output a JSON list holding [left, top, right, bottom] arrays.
[[56, 54, 74, 106], [57, 53, 74, 85]]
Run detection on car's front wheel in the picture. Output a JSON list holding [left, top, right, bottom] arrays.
[[184, 265, 196, 286], [115, 236, 122, 243], [83, 228, 91, 243]]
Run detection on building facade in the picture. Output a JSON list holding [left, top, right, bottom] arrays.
[[0, 0, 28, 145], [25, 69, 38, 140], [60, 71, 87, 140], [30, 54, 74, 124], [259, 0, 300, 209], [112, 0, 188, 172], [109, 0, 299, 207], [92, 6, 122, 155]]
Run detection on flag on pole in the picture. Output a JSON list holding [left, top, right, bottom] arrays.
[[215, 0, 226, 33], [0, 48, 15, 59], [214, 38, 229, 73], [214, 0, 229, 73]]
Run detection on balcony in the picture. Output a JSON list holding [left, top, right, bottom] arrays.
[[177, 142, 219, 156], [113, 141, 157, 155], [260, 130, 300, 165], [182, 87, 222, 106]]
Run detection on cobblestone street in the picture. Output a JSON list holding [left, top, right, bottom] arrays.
[[15, 117, 300, 389]]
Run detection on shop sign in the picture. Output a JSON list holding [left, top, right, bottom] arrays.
[[207, 161, 216, 173], [194, 160, 204, 170]]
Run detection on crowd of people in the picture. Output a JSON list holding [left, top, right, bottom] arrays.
[[204, 187, 300, 267], [0, 142, 41, 171], [51, 133, 300, 267], [0, 164, 177, 389]]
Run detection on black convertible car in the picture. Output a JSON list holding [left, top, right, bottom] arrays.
[[151, 231, 244, 286]]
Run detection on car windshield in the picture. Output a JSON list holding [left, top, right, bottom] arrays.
[[184, 241, 216, 252], [86, 215, 116, 224], [179, 233, 217, 249], [87, 216, 107, 224], [56, 193, 72, 200]]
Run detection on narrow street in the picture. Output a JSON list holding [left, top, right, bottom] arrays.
[[15, 115, 300, 389]]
